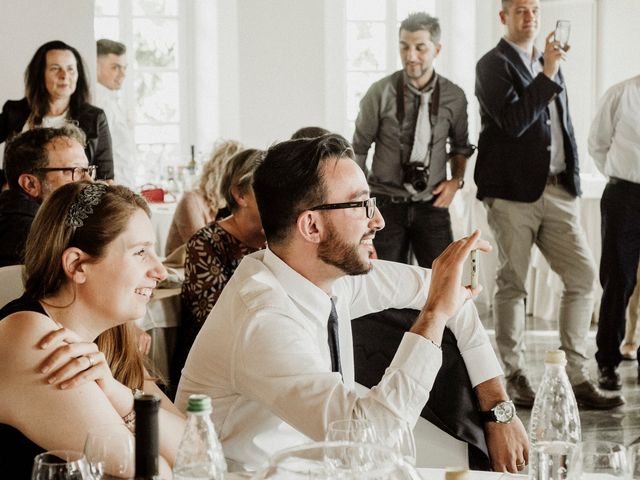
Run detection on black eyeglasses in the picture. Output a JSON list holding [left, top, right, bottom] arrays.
[[310, 197, 377, 219], [34, 166, 97, 181]]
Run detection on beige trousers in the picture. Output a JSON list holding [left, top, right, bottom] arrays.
[[484, 184, 596, 384], [622, 266, 640, 345]]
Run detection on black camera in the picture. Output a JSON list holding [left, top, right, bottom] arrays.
[[402, 163, 429, 193]]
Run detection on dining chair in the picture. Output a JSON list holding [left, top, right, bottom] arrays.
[[0, 264, 25, 307]]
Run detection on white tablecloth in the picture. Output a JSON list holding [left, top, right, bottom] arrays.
[[148, 202, 177, 257], [139, 286, 181, 380], [418, 469, 516, 480], [225, 468, 514, 479]]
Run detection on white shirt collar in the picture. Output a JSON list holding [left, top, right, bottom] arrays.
[[261, 248, 334, 324], [503, 36, 541, 66], [95, 81, 121, 100]]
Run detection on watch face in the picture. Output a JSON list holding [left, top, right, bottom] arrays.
[[494, 401, 515, 423]]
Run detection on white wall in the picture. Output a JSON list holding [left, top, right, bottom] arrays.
[[232, 0, 328, 148], [0, 0, 95, 102], [0, 0, 95, 164], [3, 0, 640, 162], [596, 0, 640, 95]]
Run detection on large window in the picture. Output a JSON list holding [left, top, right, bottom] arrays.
[[345, 0, 436, 138], [94, 0, 187, 183]]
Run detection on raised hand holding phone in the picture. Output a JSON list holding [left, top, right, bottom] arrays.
[[471, 249, 479, 290], [554, 20, 571, 51]]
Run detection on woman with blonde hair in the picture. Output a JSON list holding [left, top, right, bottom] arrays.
[[164, 139, 243, 256], [171, 149, 265, 390], [0, 182, 185, 478]]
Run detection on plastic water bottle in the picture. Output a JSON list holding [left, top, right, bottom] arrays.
[[173, 394, 227, 480], [528, 350, 581, 480]]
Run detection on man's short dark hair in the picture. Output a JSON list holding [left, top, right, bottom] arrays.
[[253, 134, 354, 245], [399, 12, 441, 44], [4, 125, 86, 190], [290, 126, 331, 140], [97, 39, 127, 57], [502, 0, 513, 9]]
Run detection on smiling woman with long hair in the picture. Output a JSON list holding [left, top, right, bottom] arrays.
[[0, 182, 184, 478], [0, 40, 114, 182]]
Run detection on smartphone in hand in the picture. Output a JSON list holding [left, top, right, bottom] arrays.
[[470, 249, 479, 290], [555, 20, 571, 51]]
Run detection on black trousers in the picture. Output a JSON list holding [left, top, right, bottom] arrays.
[[352, 308, 490, 470], [374, 197, 453, 268], [596, 179, 640, 368]]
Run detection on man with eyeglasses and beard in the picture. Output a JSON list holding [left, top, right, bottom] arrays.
[[0, 124, 93, 267], [176, 134, 529, 473]]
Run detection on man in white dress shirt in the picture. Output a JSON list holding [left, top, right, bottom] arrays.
[[95, 39, 137, 188], [588, 75, 640, 389], [175, 134, 528, 472]]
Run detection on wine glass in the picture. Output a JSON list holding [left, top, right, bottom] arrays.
[[83, 424, 134, 479], [530, 441, 580, 480], [574, 440, 628, 479], [628, 443, 640, 479], [375, 420, 416, 466], [326, 419, 378, 444], [253, 441, 421, 479], [326, 419, 380, 471], [32, 450, 91, 480], [554, 20, 571, 51]]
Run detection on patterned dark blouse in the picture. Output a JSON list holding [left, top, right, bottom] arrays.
[[172, 222, 260, 385]]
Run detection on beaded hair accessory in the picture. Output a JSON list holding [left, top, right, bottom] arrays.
[[65, 183, 108, 228]]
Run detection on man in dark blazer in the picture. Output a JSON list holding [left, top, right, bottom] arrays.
[[474, 0, 623, 410]]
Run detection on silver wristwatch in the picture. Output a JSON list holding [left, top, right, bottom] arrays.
[[479, 400, 516, 423]]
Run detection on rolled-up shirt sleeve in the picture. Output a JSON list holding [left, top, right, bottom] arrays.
[[352, 82, 382, 173], [445, 300, 504, 386], [588, 85, 620, 175], [448, 92, 474, 158]]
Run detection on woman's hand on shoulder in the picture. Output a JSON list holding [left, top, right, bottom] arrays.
[[38, 326, 118, 396]]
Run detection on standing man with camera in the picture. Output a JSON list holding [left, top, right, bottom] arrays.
[[353, 12, 473, 268], [475, 0, 623, 409]]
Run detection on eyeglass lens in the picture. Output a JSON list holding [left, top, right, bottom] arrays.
[[366, 198, 376, 218], [73, 167, 96, 181]]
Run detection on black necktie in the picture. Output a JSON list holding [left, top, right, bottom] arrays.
[[327, 298, 342, 376]]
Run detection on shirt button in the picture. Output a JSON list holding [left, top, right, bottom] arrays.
[[546, 145, 552, 152], [546, 119, 551, 125]]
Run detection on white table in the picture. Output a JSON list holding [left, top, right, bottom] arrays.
[[138, 286, 181, 380], [226, 468, 512, 479], [418, 469, 515, 480], [148, 202, 177, 257]]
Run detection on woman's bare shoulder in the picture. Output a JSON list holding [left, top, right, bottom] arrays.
[[0, 311, 60, 371]]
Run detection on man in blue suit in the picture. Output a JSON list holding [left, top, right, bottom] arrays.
[[474, 0, 623, 410]]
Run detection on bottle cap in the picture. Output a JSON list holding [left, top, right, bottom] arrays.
[[445, 468, 469, 480], [187, 394, 213, 413], [544, 350, 567, 365], [134, 394, 160, 414]]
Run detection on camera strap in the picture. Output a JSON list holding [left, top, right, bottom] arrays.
[[395, 70, 440, 169]]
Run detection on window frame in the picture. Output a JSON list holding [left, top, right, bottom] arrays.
[[94, 0, 194, 172]]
